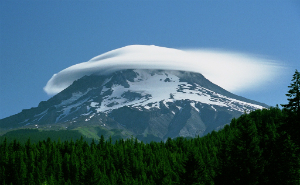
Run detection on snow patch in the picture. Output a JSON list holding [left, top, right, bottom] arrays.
[[211, 105, 217, 112], [90, 102, 99, 107], [56, 88, 93, 108], [34, 109, 48, 117], [19, 119, 29, 125], [56, 97, 90, 123], [85, 113, 95, 121], [100, 86, 110, 95], [190, 102, 200, 112]]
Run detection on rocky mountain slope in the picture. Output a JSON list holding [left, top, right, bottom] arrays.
[[0, 69, 268, 141]]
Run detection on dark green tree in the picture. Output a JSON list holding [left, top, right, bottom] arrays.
[[281, 69, 300, 146], [230, 116, 263, 185], [179, 149, 205, 185], [273, 133, 300, 185], [281, 69, 300, 117]]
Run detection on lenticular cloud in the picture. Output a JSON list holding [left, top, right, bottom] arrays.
[[44, 45, 282, 95]]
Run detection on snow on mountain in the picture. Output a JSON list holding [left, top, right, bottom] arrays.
[[0, 69, 268, 141], [91, 69, 263, 113]]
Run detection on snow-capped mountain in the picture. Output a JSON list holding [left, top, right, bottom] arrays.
[[0, 69, 268, 141]]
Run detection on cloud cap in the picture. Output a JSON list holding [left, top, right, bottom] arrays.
[[44, 45, 282, 95]]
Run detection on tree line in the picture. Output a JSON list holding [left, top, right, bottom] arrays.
[[0, 106, 299, 185]]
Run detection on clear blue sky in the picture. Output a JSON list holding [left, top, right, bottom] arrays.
[[1, 0, 300, 119]]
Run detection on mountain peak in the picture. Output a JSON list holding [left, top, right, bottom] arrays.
[[0, 69, 268, 141]]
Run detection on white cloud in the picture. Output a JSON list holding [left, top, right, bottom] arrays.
[[44, 45, 283, 95]]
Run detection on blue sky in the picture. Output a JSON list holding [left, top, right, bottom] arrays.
[[1, 0, 300, 119]]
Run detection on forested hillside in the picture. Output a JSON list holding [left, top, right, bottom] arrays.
[[1, 70, 299, 184], [1, 107, 299, 185]]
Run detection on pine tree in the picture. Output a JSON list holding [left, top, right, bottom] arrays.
[[230, 115, 263, 185], [281, 69, 300, 117], [62, 153, 71, 182], [281, 69, 300, 146], [273, 133, 300, 184], [215, 130, 236, 184], [179, 149, 204, 185], [18, 152, 27, 185]]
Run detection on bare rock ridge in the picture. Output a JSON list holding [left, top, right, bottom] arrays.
[[0, 69, 268, 141]]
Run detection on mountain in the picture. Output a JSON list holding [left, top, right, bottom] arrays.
[[0, 69, 268, 142]]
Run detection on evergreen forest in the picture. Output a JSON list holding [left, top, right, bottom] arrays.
[[0, 70, 299, 184], [1, 107, 299, 184]]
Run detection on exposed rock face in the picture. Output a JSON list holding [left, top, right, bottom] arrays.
[[0, 69, 268, 141]]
